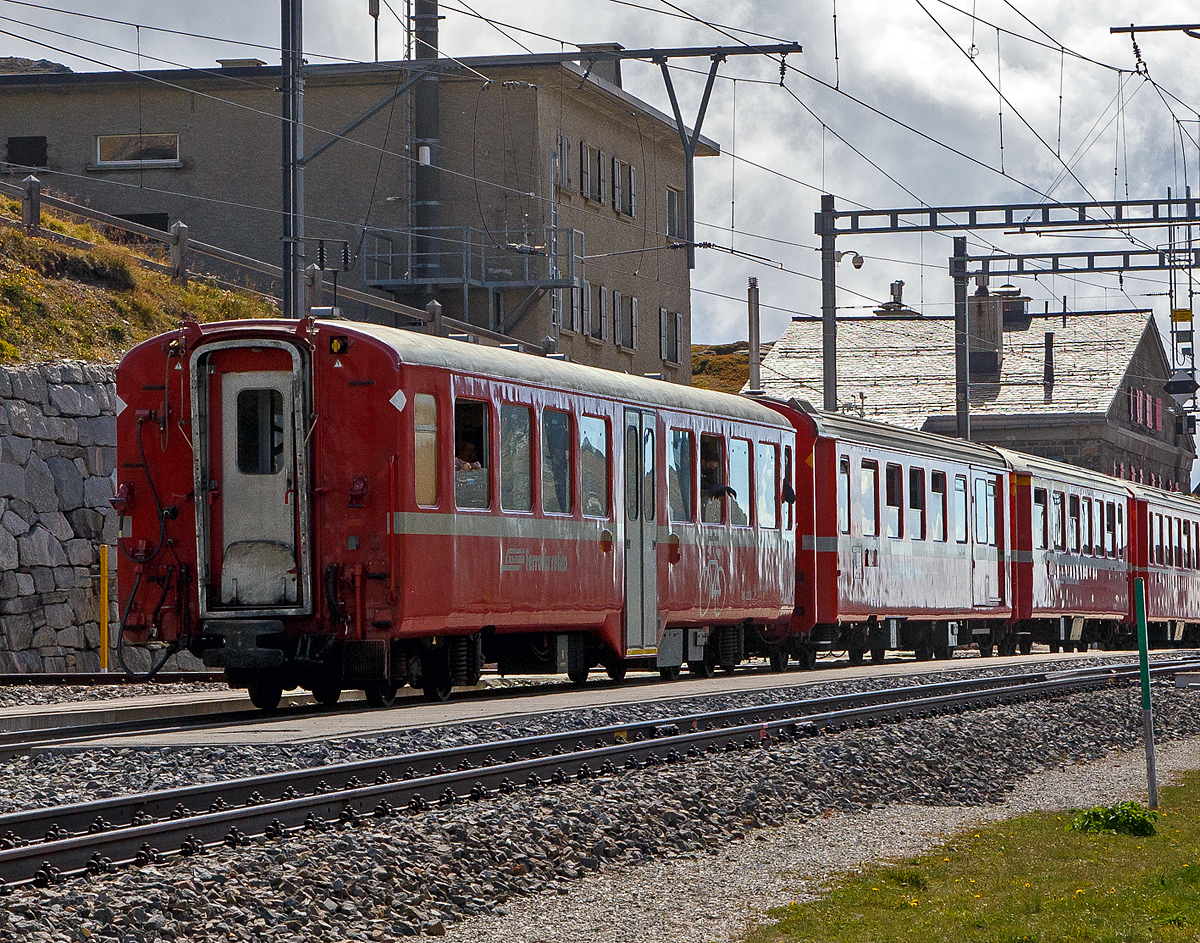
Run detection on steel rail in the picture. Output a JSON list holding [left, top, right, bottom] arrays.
[[0, 673, 224, 686], [1, 659, 1193, 888]]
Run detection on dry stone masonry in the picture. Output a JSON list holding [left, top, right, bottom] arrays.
[[0, 361, 194, 673]]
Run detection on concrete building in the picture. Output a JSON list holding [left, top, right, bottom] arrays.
[[0, 51, 714, 381], [756, 288, 1195, 489]]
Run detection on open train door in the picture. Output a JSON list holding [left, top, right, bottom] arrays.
[[191, 341, 313, 617], [623, 408, 658, 654]]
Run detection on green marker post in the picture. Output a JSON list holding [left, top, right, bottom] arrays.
[[1134, 577, 1158, 810]]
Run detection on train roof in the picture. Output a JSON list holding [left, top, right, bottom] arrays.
[[1127, 482, 1200, 514], [161, 319, 792, 430], [785, 399, 1009, 468], [994, 448, 1130, 495]]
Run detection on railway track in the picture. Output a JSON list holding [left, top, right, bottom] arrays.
[[1, 658, 1193, 889]]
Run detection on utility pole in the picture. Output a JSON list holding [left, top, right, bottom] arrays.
[[412, 0, 440, 284], [747, 277, 761, 392], [281, 0, 305, 319], [952, 236, 969, 440], [817, 194, 837, 411]]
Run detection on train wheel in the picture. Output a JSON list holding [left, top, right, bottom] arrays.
[[848, 647, 865, 667], [312, 683, 341, 707], [1018, 637, 1033, 656], [568, 665, 590, 685], [659, 665, 681, 682], [870, 646, 886, 665], [422, 681, 453, 702], [1076, 639, 1090, 653], [1049, 640, 1061, 654], [933, 643, 952, 660], [798, 645, 818, 670], [605, 662, 628, 683], [688, 659, 715, 678], [247, 678, 283, 712], [978, 642, 995, 657], [365, 682, 399, 708], [769, 649, 789, 673], [914, 640, 933, 662]]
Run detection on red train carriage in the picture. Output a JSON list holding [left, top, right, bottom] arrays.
[[114, 318, 796, 707], [1128, 483, 1200, 647], [760, 401, 1014, 663], [999, 451, 1131, 653]]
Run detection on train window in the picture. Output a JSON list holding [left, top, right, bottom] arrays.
[[500, 405, 533, 512], [783, 447, 794, 530], [1155, 514, 1163, 565], [884, 464, 903, 538], [235, 388, 284, 475], [986, 480, 997, 546], [643, 427, 656, 522], [1194, 521, 1199, 568], [908, 468, 926, 540], [700, 434, 726, 524], [580, 416, 610, 518], [954, 476, 968, 543], [1104, 502, 1116, 556], [454, 399, 490, 510], [1116, 504, 1123, 559], [625, 426, 640, 521], [1167, 517, 1176, 568], [1051, 492, 1065, 551], [1081, 498, 1092, 555], [837, 457, 851, 534], [1186, 521, 1193, 569], [668, 430, 695, 523], [728, 439, 752, 527], [756, 442, 778, 529], [414, 394, 438, 508], [861, 460, 880, 537], [930, 471, 947, 542], [1033, 489, 1048, 550], [1068, 495, 1080, 554], [1177, 519, 1185, 568], [541, 409, 572, 515]]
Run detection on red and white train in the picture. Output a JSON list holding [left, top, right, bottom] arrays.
[[112, 317, 1200, 707]]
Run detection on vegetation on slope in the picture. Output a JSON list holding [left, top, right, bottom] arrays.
[[690, 341, 772, 394], [0, 195, 278, 364]]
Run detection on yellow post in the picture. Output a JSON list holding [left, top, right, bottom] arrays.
[[99, 544, 109, 672]]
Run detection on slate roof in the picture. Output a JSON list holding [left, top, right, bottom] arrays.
[[754, 308, 1160, 431]]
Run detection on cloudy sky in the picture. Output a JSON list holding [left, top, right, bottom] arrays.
[[4, 1, 1200, 347]]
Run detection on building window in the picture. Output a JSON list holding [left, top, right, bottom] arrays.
[[666, 187, 683, 239], [95, 132, 180, 168], [587, 283, 608, 342], [580, 142, 604, 202], [611, 157, 636, 216], [616, 294, 638, 350], [6, 136, 47, 170], [554, 133, 571, 189], [659, 307, 683, 364]]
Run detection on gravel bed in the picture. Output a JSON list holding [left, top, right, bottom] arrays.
[[1, 680, 1198, 942], [0, 652, 1185, 816], [0, 682, 227, 711]]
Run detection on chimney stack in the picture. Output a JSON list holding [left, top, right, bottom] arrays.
[[1043, 331, 1055, 401]]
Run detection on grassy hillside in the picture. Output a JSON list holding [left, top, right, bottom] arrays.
[[0, 195, 278, 364], [690, 341, 772, 394]]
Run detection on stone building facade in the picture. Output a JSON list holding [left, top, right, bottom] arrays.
[[0, 362, 193, 672]]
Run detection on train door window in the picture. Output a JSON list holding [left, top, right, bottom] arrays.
[[414, 394, 438, 508], [700, 434, 726, 524], [908, 468, 926, 539], [1068, 495, 1080, 554], [625, 426, 640, 521], [930, 471, 947, 541], [755, 442, 778, 529], [884, 464, 903, 538], [861, 460, 880, 537], [1104, 502, 1116, 556], [668, 430, 695, 523], [954, 475, 968, 543], [454, 399, 490, 510], [974, 478, 989, 545], [783, 447, 794, 530], [1081, 498, 1092, 555], [1033, 489, 1048, 550], [1051, 492, 1066, 551], [837, 457, 851, 534], [541, 408, 572, 514], [236, 388, 284, 475], [728, 439, 751, 527], [642, 425, 656, 522], [986, 480, 997, 546], [580, 416, 610, 518], [500, 405, 533, 512]]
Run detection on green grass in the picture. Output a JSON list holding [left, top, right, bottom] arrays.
[[745, 772, 1200, 943], [0, 195, 279, 363]]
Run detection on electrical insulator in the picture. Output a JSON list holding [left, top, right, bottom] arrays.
[[317, 240, 327, 270], [342, 241, 352, 271]]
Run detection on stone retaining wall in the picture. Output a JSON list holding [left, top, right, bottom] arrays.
[[0, 362, 197, 673]]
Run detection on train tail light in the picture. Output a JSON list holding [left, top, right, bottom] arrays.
[[110, 482, 133, 514]]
